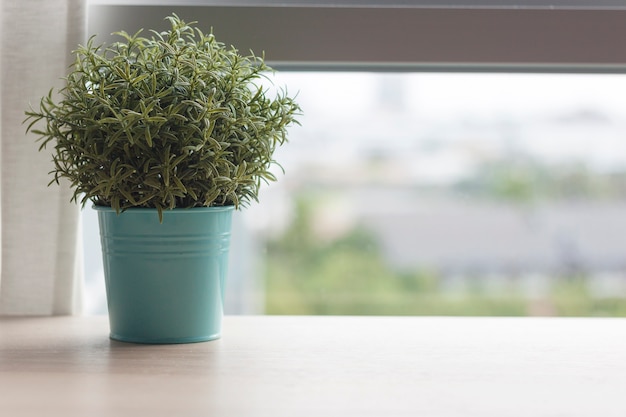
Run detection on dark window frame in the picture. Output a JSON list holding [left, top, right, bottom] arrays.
[[88, 0, 626, 73]]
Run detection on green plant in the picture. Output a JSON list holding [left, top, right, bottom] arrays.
[[25, 14, 300, 219]]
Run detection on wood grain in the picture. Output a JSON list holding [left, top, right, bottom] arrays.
[[1, 315, 625, 416]]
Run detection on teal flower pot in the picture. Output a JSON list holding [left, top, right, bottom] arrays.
[[95, 206, 234, 344]]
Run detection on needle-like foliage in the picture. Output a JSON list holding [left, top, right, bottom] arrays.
[[25, 14, 301, 220]]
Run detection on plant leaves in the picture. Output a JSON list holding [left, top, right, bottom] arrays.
[[23, 13, 301, 217]]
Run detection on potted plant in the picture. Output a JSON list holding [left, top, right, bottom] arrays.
[[25, 14, 300, 343]]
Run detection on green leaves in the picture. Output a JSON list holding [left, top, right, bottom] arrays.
[[24, 14, 301, 219]]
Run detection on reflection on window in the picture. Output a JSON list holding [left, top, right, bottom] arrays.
[[83, 73, 626, 317]]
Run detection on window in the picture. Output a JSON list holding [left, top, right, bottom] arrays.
[[83, 1, 626, 316]]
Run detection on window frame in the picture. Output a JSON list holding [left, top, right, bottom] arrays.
[[88, 0, 626, 73]]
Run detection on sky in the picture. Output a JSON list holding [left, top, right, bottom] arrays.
[[265, 72, 626, 174], [272, 72, 626, 122]]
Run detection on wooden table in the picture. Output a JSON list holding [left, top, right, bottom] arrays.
[[1, 315, 625, 416]]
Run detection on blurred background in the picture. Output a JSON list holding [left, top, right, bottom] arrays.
[[83, 72, 626, 317]]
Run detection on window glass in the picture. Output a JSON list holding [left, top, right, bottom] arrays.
[[83, 72, 626, 316]]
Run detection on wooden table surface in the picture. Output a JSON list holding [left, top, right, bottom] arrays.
[[1, 315, 625, 416]]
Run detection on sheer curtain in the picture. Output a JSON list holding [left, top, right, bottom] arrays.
[[0, 0, 85, 314]]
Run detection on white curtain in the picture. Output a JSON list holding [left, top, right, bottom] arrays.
[[0, 0, 85, 315]]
